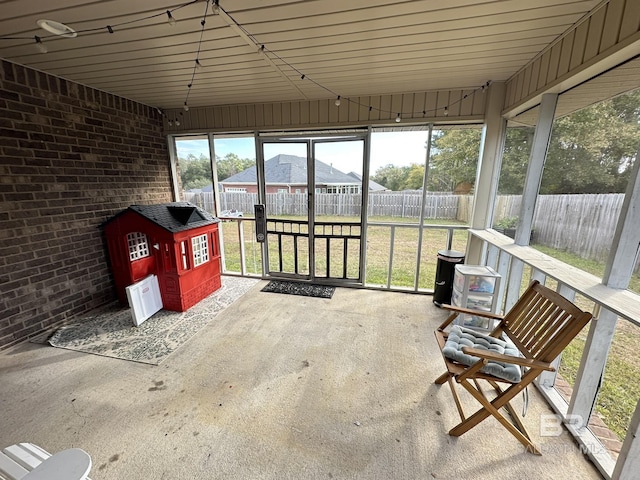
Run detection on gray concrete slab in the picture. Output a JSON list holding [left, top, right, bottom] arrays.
[[0, 280, 602, 479]]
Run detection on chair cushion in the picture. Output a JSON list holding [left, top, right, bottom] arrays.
[[442, 326, 522, 382]]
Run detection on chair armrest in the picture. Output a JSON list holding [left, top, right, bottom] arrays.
[[440, 304, 504, 321], [461, 346, 555, 371]]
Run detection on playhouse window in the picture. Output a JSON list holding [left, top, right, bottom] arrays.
[[127, 232, 149, 261], [192, 234, 209, 267]]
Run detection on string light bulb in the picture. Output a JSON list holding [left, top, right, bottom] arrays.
[[166, 10, 176, 26], [395, 113, 401, 123], [175, 118, 181, 126], [167, 119, 173, 127], [334, 96, 341, 107], [444, 106, 449, 116], [183, 102, 189, 112], [34, 35, 47, 54], [195, 58, 202, 70]]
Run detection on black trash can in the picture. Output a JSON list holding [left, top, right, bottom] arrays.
[[433, 249, 465, 307]]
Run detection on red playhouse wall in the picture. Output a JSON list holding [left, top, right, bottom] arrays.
[[103, 209, 221, 312]]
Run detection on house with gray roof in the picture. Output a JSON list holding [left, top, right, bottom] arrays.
[[220, 154, 386, 194]]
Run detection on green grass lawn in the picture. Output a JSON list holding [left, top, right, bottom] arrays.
[[220, 220, 639, 442], [534, 244, 640, 441]]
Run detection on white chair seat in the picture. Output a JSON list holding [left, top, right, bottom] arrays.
[[0, 443, 91, 480]]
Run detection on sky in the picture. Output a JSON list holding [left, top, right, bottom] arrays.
[[175, 131, 431, 176]]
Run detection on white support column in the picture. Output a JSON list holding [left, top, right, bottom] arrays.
[[515, 93, 558, 246], [466, 82, 507, 264], [504, 258, 524, 312], [568, 307, 617, 425], [603, 142, 640, 289], [578, 143, 640, 474], [503, 94, 558, 309], [613, 400, 640, 480]]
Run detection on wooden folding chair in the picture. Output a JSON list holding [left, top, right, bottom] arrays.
[[434, 280, 592, 454]]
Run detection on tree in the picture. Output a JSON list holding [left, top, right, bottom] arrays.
[[178, 152, 256, 190], [371, 164, 411, 191], [216, 153, 255, 181], [428, 129, 482, 191], [430, 89, 640, 195], [180, 154, 212, 190], [541, 91, 640, 194], [498, 127, 534, 194]]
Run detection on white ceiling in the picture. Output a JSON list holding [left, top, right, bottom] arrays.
[[0, 0, 603, 111]]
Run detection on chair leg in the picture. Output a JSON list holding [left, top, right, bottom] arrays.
[[450, 378, 541, 455], [434, 371, 451, 385], [488, 380, 532, 442]]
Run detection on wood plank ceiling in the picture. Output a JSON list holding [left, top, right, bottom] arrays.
[[0, 0, 602, 112]]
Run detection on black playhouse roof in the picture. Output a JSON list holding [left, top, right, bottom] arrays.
[[102, 202, 219, 233]]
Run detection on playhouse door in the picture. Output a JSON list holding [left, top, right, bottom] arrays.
[[258, 135, 367, 285]]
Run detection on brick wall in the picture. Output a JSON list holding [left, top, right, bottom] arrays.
[[0, 60, 173, 350]]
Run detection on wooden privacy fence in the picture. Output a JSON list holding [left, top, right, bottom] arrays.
[[494, 193, 638, 269], [184, 191, 635, 270], [184, 191, 465, 219]]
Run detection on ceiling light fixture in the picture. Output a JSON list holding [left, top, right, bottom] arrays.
[[36, 19, 77, 37], [166, 10, 177, 26]]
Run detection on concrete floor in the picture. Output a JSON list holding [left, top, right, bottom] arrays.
[[0, 280, 602, 479]]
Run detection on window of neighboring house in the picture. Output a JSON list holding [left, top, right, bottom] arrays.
[[277, 188, 288, 193], [225, 187, 247, 192], [192, 234, 209, 267], [127, 232, 150, 261], [295, 188, 301, 193]]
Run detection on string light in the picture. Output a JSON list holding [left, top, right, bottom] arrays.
[[34, 35, 47, 53], [4, 0, 493, 125], [211, 3, 492, 124], [166, 10, 177, 26]]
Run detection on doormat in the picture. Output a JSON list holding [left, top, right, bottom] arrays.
[[39, 277, 260, 365], [261, 280, 335, 299]]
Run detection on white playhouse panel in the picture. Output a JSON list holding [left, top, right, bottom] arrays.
[[125, 274, 163, 326]]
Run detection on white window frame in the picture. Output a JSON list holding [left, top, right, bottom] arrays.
[[127, 232, 150, 261], [191, 234, 209, 267]]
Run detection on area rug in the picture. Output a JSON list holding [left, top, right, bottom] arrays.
[[45, 276, 259, 365], [261, 280, 335, 299]]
